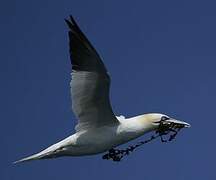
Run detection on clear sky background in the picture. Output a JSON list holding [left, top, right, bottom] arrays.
[[1, 0, 216, 179]]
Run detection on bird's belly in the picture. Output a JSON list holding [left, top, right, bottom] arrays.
[[63, 125, 144, 156]]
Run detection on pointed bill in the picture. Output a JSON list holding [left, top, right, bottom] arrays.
[[165, 119, 191, 128]]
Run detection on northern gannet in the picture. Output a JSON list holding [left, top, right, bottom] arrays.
[[14, 16, 190, 163]]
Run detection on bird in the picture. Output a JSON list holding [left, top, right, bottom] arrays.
[[14, 16, 190, 163]]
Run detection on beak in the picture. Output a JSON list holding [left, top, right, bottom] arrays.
[[165, 119, 191, 128]]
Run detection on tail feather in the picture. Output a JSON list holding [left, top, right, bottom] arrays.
[[13, 152, 44, 164], [14, 138, 67, 164], [13, 148, 59, 164]]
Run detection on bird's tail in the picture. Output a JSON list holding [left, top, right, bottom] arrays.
[[13, 152, 46, 164], [13, 143, 63, 164]]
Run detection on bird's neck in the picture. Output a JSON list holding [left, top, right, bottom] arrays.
[[119, 115, 154, 136]]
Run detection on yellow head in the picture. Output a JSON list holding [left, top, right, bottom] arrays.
[[136, 113, 190, 131]]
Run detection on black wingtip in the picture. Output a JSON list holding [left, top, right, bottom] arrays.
[[65, 15, 77, 28], [70, 15, 75, 23], [65, 18, 72, 29]]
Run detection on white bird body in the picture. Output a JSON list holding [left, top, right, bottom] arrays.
[[62, 114, 155, 156], [14, 16, 190, 164], [15, 114, 158, 163]]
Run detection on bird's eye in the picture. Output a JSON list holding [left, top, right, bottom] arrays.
[[161, 116, 169, 121]]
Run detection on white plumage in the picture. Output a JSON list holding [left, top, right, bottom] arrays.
[[14, 16, 190, 164]]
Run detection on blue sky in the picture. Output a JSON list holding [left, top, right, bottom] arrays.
[[1, 0, 216, 179]]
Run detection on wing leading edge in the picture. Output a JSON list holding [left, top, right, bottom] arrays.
[[65, 16, 119, 132]]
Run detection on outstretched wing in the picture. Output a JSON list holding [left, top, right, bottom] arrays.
[[65, 16, 119, 132]]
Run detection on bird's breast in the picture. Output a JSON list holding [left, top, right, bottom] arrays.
[[63, 120, 150, 156]]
